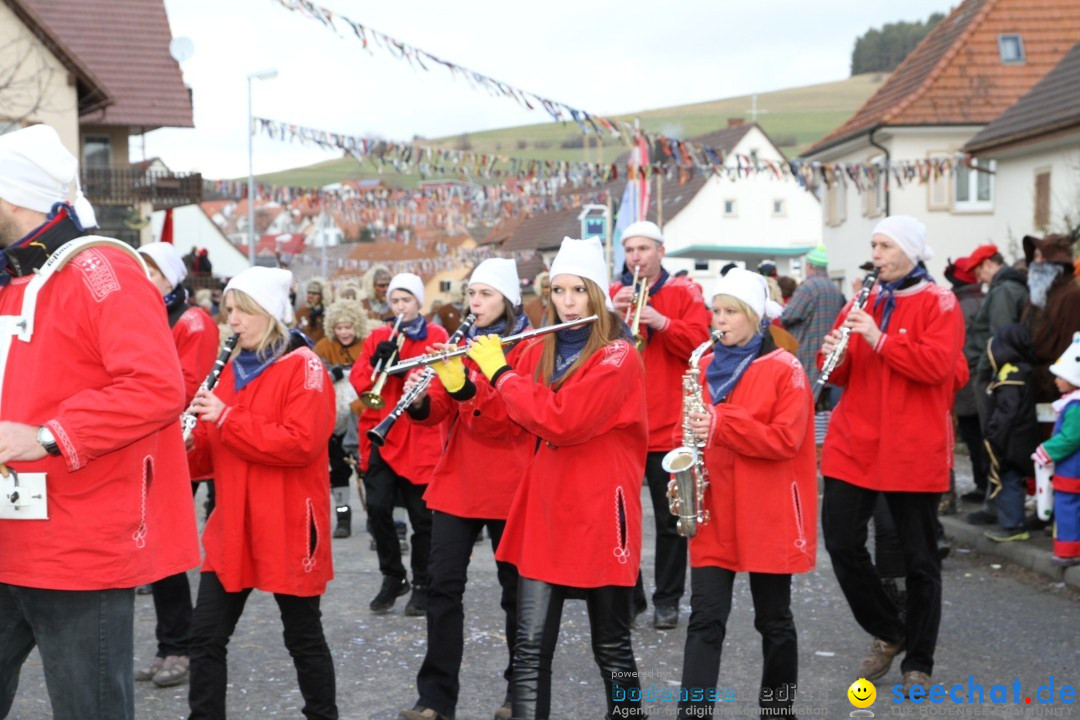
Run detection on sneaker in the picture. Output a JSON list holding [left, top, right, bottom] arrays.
[[965, 510, 997, 525], [653, 605, 678, 630], [397, 708, 449, 720], [135, 656, 164, 682], [370, 576, 410, 613], [493, 701, 512, 720], [405, 584, 427, 617], [902, 670, 932, 698], [152, 655, 189, 688], [984, 528, 1030, 543], [858, 637, 905, 681], [1051, 555, 1080, 568]]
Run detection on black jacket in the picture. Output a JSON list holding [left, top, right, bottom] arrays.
[[984, 323, 1040, 475]]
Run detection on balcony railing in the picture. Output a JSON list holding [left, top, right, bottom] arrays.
[[81, 166, 203, 210]]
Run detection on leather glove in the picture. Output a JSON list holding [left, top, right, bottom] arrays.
[[431, 353, 466, 393], [467, 334, 509, 381], [369, 340, 398, 369], [329, 365, 345, 382]]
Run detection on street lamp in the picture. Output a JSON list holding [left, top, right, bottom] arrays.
[[247, 68, 278, 267]]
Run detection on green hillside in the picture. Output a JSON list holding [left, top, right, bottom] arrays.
[[252, 73, 886, 189]]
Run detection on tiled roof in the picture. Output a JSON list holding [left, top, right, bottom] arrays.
[[23, 0, 193, 130], [805, 0, 1080, 156], [964, 39, 1080, 151]]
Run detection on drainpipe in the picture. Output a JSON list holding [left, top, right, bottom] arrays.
[[868, 127, 890, 216]]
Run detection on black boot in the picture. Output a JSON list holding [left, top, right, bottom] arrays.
[[334, 506, 352, 538], [370, 576, 410, 614], [404, 583, 427, 617]]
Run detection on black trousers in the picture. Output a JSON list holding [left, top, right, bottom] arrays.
[[679, 568, 797, 720], [512, 578, 644, 720], [633, 450, 687, 609], [188, 572, 337, 720], [872, 494, 906, 579], [364, 447, 432, 586], [416, 512, 518, 717], [957, 414, 989, 491], [822, 477, 941, 675], [150, 481, 200, 657], [328, 433, 351, 489]]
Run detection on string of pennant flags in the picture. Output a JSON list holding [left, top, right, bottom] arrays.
[[254, 116, 981, 195]]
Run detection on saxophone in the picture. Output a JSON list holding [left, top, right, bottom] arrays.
[[664, 329, 724, 538]]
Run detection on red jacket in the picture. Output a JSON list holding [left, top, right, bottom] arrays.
[[0, 246, 199, 590], [173, 306, 221, 404], [352, 322, 450, 481], [820, 281, 967, 492], [609, 276, 710, 451], [411, 340, 533, 519], [189, 347, 336, 596], [690, 348, 817, 574], [493, 339, 647, 587]]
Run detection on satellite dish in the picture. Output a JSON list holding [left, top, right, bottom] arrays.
[[169, 37, 195, 63]]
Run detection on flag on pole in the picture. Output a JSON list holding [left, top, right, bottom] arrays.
[[612, 136, 651, 275], [160, 208, 174, 244]]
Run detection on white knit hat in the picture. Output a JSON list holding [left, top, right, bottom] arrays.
[[225, 267, 295, 324], [387, 272, 424, 308], [469, 258, 521, 307], [549, 236, 615, 311], [711, 267, 783, 322], [138, 242, 187, 288], [0, 124, 97, 229], [621, 220, 664, 245], [872, 215, 933, 264], [1051, 332, 1080, 388]]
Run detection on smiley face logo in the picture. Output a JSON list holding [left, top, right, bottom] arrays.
[[848, 678, 876, 708]]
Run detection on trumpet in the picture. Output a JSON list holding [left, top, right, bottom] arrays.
[[361, 314, 405, 410], [625, 266, 649, 352], [181, 334, 239, 442], [813, 267, 880, 404], [367, 314, 477, 448], [384, 315, 599, 375], [664, 329, 724, 538]]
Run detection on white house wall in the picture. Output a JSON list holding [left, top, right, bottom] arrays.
[[150, 206, 251, 279], [989, 137, 1080, 255]]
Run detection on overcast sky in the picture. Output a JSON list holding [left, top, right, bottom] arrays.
[[144, 0, 953, 180]]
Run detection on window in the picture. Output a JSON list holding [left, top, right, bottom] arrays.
[[864, 156, 885, 218], [826, 182, 846, 227], [438, 280, 452, 292], [694, 259, 709, 271], [723, 199, 737, 217], [1034, 169, 1051, 230], [927, 153, 951, 210], [772, 199, 785, 217], [999, 35, 1025, 65], [954, 158, 995, 211], [82, 136, 111, 167]]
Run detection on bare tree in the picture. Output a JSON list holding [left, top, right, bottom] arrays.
[[0, 29, 65, 134]]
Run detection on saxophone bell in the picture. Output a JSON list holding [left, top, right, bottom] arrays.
[[663, 447, 707, 538]]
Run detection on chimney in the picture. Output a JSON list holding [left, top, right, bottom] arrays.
[[727, 118, 745, 128]]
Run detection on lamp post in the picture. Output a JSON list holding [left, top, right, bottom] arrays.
[[246, 68, 278, 267]]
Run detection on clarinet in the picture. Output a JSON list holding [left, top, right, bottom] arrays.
[[813, 268, 880, 404], [367, 314, 476, 448], [181, 334, 239, 441]]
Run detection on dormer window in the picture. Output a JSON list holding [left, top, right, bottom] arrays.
[[999, 35, 1025, 65]]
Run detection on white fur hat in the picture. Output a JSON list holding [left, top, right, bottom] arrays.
[[225, 267, 295, 324], [621, 220, 664, 245], [138, 242, 188, 288], [0, 124, 97, 229], [469, 258, 521, 307], [549, 236, 614, 311], [1051, 332, 1080, 388], [872, 215, 933, 264], [711, 267, 783, 321], [387, 272, 425, 308]]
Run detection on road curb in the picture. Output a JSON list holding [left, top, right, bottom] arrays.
[[940, 515, 1080, 589]]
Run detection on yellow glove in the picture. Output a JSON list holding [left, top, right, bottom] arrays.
[[467, 334, 509, 381], [431, 352, 466, 393]]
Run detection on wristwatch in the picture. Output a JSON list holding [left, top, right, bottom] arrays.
[[37, 426, 60, 457]]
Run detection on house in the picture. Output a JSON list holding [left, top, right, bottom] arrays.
[[149, 204, 251, 280], [489, 122, 821, 286], [2, 0, 199, 245], [801, 0, 1080, 285], [963, 39, 1080, 241]]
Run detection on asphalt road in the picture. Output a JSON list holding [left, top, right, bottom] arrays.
[[7, 459, 1079, 720]]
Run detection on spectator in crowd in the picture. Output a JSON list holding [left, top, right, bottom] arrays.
[[1022, 234, 1080, 406], [361, 265, 393, 325], [296, 277, 330, 343], [777, 276, 797, 303], [524, 271, 550, 328], [781, 244, 845, 394]]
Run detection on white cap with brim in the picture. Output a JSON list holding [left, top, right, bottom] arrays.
[[711, 267, 783, 322], [138, 242, 188, 288], [549, 236, 615, 311], [387, 272, 425, 308], [0, 124, 97, 229], [225, 267, 295, 324], [469, 258, 521, 307]]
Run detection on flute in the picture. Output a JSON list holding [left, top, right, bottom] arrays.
[[181, 334, 239, 441]]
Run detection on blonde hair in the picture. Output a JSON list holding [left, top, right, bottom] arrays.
[[536, 278, 628, 389], [226, 289, 290, 359], [713, 294, 762, 333]]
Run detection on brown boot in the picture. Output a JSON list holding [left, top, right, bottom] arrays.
[[858, 637, 905, 681], [902, 670, 932, 698]]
